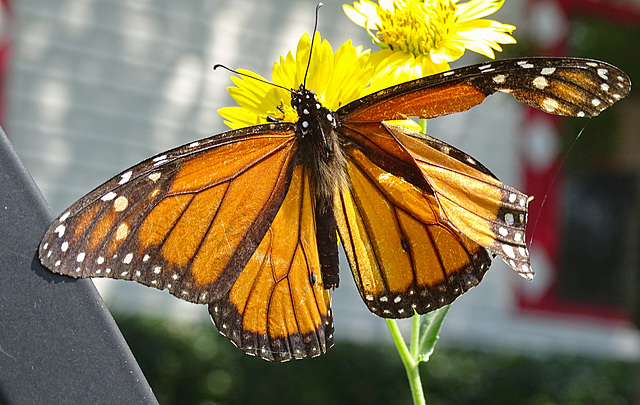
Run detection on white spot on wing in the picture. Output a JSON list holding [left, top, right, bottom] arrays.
[[113, 196, 129, 212], [505, 213, 515, 225], [542, 97, 559, 112], [492, 74, 507, 84], [502, 245, 516, 259], [54, 224, 66, 238], [597, 68, 609, 80], [119, 171, 133, 185], [532, 76, 548, 90], [153, 155, 168, 166], [123, 253, 134, 264], [101, 192, 117, 201]]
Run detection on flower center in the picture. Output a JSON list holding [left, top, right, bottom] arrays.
[[375, 0, 458, 57]]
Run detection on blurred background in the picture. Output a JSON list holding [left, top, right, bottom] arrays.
[[3, 0, 640, 403]]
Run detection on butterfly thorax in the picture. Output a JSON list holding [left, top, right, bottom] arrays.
[[291, 87, 347, 211]]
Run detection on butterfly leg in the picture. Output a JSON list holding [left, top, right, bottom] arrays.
[[266, 105, 287, 123]]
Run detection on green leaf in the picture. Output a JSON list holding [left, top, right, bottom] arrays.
[[417, 305, 450, 363]]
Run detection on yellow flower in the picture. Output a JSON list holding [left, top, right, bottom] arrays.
[[218, 32, 376, 129], [344, 0, 516, 81]]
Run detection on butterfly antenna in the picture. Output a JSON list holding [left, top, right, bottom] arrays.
[[213, 64, 292, 93], [303, 2, 323, 87], [528, 124, 586, 248]]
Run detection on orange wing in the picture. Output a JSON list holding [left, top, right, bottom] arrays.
[[335, 147, 492, 317], [333, 57, 632, 305], [388, 123, 531, 276], [338, 58, 631, 122], [340, 118, 530, 281], [39, 124, 299, 305], [39, 123, 333, 361], [209, 165, 333, 361]]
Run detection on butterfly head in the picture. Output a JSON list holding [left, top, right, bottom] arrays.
[[291, 87, 331, 130]]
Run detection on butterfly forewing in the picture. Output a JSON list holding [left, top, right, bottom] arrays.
[[337, 57, 631, 122], [40, 124, 299, 305], [473, 59, 631, 117]]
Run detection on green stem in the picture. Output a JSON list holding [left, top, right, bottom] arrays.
[[410, 311, 421, 359], [420, 118, 427, 134], [387, 317, 426, 405], [385, 117, 430, 405]]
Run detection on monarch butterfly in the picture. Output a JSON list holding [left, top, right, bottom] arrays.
[[39, 56, 630, 362]]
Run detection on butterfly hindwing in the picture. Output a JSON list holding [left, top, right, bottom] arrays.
[[339, 118, 531, 278], [209, 165, 333, 361], [385, 123, 531, 277], [335, 147, 492, 317], [39, 124, 299, 305]]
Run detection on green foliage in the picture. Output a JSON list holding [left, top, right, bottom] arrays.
[[115, 314, 638, 405], [418, 306, 450, 363], [422, 347, 637, 405]]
